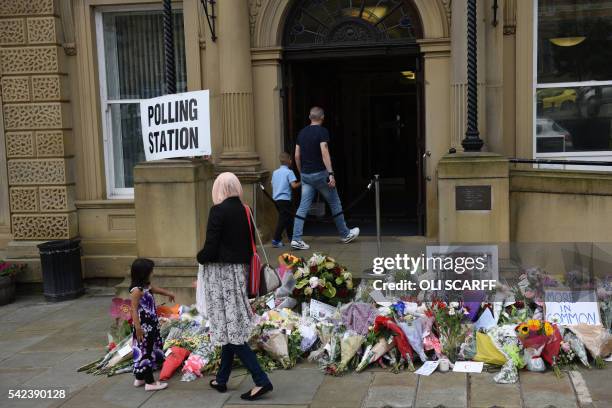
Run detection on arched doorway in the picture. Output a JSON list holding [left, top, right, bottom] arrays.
[[282, 0, 426, 235]]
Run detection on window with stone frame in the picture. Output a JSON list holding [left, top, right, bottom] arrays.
[[96, 6, 187, 198], [535, 0, 612, 160]]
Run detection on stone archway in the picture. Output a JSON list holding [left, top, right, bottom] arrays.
[[250, 0, 452, 239], [250, 0, 450, 48]]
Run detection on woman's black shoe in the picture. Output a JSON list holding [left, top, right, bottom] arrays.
[[209, 379, 227, 393], [240, 383, 273, 401]]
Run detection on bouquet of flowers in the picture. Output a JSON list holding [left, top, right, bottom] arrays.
[[278, 253, 301, 279], [356, 335, 394, 372], [325, 331, 364, 375], [109, 298, 132, 346], [0, 260, 25, 279], [292, 254, 355, 307], [515, 319, 558, 372], [430, 301, 469, 362]]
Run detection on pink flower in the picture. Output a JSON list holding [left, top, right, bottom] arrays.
[[561, 342, 571, 353], [524, 290, 535, 299], [110, 298, 132, 321]]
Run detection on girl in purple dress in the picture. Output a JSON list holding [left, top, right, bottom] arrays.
[[129, 258, 176, 391]]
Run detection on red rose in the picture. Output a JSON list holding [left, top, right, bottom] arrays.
[[310, 265, 317, 274], [338, 288, 348, 298], [293, 288, 300, 297], [333, 267, 342, 276], [515, 301, 525, 309]]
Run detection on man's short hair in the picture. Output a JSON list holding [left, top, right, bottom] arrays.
[[279, 152, 291, 165], [309, 106, 325, 121]]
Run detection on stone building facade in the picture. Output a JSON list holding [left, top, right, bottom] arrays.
[[1, 0, 612, 290]]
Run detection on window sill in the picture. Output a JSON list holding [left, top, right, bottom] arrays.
[[75, 199, 134, 210]]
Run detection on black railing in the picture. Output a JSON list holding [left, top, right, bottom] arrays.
[[510, 158, 612, 167]]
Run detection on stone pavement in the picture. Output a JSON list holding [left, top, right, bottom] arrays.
[[1, 294, 610, 408]]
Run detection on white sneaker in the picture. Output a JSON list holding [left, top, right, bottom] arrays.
[[291, 240, 310, 250], [145, 381, 168, 391], [341, 227, 360, 244], [133, 379, 145, 387]]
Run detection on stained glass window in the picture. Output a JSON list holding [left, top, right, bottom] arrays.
[[284, 0, 422, 47]]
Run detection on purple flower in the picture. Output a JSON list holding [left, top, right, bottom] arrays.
[[132, 346, 142, 362]]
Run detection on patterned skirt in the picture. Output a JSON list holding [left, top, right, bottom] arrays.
[[200, 262, 253, 346]]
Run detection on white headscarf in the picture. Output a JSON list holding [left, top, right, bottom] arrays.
[[211, 172, 243, 205]]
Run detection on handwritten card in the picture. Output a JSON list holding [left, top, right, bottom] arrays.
[[474, 309, 497, 330], [415, 360, 439, 376], [453, 361, 484, 373], [369, 290, 394, 307], [545, 289, 601, 326], [309, 299, 337, 321]]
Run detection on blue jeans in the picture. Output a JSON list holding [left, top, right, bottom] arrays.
[[292, 171, 350, 241], [216, 343, 270, 387]]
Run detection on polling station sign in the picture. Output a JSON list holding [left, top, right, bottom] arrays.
[[140, 90, 211, 161]]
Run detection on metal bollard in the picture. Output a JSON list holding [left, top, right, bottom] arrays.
[[374, 174, 382, 258], [363, 174, 384, 277]]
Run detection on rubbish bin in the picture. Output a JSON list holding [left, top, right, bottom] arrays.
[[37, 239, 84, 302]]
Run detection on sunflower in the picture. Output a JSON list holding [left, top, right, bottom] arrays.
[[544, 321, 554, 336], [516, 323, 530, 337], [527, 319, 542, 332]]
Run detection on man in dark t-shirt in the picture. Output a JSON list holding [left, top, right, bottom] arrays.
[[291, 107, 360, 250]]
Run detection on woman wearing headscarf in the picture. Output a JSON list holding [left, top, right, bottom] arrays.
[[197, 172, 273, 401]]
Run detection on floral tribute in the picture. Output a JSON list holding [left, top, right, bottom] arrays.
[[79, 258, 611, 385], [289, 253, 355, 306], [429, 301, 469, 362], [515, 319, 562, 374], [0, 260, 25, 278]]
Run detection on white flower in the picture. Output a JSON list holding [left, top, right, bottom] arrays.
[[448, 308, 456, 316], [342, 272, 352, 280], [308, 253, 326, 266], [294, 269, 303, 279], [309, 277, 320, 288], [449, 301, 459, 309], [304, 287, 313, 296], [298, 266, 309, 277]]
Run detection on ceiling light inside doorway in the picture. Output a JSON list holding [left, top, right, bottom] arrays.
[[401, 70, 416, 80], [549, 36, 586, 47]]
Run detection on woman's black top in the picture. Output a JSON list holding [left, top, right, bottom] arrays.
[[197, 196, 254, 265]]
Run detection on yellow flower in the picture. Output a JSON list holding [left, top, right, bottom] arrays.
[[516, 323, 530, 336], [527, 319, 541, 331], [544, 321, 554, 336]]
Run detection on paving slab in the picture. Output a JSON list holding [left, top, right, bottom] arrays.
[[365, 386, 415, 408], [469, 372, 521, 408], [364, 372, 418, 408], [0, 334, 52, 363], [142, 388, 229, 408], [415, 372, 467, 408], [0, 368, 41, 389], [227, 367, 325, 406], [23, 350, 103, 393], [520, 371, 578, 408], [1, 352, 73, 369], [573, 365, 612, 408], [310, 372, 373, 408], [54, 374, 152, 408], [371, 372, 418, 387], [225, 406, 309, 408]]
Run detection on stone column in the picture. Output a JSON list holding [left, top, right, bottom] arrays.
[[484, 0, 505, 154], [124, 159, 213, 305], [0, 0, 77, 282], [215, 0, 261, 172]]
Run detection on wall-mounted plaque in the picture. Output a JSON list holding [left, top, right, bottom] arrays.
[[456, 185, 491, 211]]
